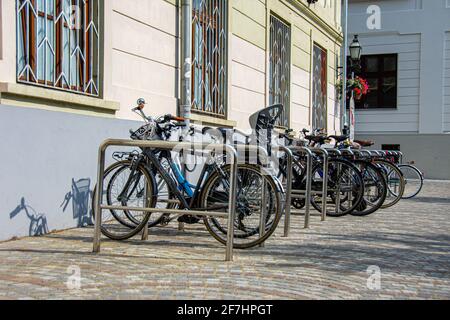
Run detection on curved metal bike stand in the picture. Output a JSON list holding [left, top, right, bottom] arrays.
[[233, 144, 271, 248], [93, 139, 238, 262], [311, 148, 329, 222], [322, 149, 344, 216], [284, 146, 314, 230]]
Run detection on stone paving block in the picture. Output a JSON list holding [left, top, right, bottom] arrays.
[[0, 181, 449, 299]]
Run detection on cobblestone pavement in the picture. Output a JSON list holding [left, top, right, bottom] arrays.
[[0, 181, 449, 300]]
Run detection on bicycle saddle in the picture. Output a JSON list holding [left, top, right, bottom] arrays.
[[304, 135, 328, 144], [354, 139, 375, 147], [249, 104, 284, 132], [329, 135, 349, 143]]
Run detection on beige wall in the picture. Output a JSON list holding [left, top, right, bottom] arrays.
[[104, 0, 179, 121], [0, 0, 343, 132], [0, 0, 15, 84], [229, 0, 343, 132], [0, 0, 3, 60]]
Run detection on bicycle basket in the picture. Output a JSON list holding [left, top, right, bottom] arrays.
[[130, 121, 158, 141]]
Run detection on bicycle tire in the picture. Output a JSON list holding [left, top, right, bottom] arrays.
[[201, 164, 283, 249], [398, 164, 424, 199], [310, 158, 365, 217], [91, 161, 156, 240], [373, 159, 405, 209], [350, 160, 388, 216]]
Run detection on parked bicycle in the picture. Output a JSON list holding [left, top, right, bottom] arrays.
[[93, 99, 283, 249]]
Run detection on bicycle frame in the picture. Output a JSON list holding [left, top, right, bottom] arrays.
[[138, 148, 230, 211]]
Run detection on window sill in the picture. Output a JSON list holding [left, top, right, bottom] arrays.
[[355, 108, 398, 111], [190, 113, 237, 128], [0, 82, 120, 112]]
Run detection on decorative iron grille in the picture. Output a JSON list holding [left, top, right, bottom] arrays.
[[312, 43, 327, 130], [269, 14, 291, 128], [191, 0, 228, 118], [16, 0, 100, 96]]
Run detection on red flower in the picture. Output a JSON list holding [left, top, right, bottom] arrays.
[[354, 88, 361, 95]]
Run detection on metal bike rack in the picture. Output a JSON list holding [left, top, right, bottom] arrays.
[[322, 149, 345, 216], [233, 144, 271, 248], [353, 149, 372, 158], [278, 146, 313, 232], [311, 148, 329, 222], [93, 139, 239, 262]]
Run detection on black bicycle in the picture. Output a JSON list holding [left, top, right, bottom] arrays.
[[93, 99, 283, 249], [276, 128, 365, 217]]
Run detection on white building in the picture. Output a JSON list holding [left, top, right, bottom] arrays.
[[348, 0, 450, 180]]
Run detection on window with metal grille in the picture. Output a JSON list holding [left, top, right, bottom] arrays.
[[269, 14, 291, 128], [16, 0, 100, 96], [312, 43, 327, 131], [191, 0, 228, 118]]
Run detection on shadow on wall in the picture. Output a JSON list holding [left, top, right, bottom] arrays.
[[9, 198, 49, 236], [61, 178, 94, 227]]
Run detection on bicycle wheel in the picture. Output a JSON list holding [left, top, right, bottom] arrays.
[[277, 154, 307, 209], [350, 160, 387, 216], [91, 161, 156, 240], [201, 164, 283, 249], [398, 164, 424, 199], [373, 159, 405, 209], [107, 160, 172, 228], [311, 159, 365, 217]]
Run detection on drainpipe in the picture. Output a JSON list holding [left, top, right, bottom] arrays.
[[341, 0, 349, 133], [180, 0, 192, 126]]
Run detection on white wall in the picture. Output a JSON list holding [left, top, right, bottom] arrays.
[[348, 0, 450, 135], [444, 32, 450, 132], [353, 33, 421, 134]]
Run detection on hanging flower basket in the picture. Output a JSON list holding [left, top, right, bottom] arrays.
[[336, 76, 369, 101]]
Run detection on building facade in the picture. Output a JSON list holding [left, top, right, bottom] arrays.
[[0, 0, 343, 241], [348, 0, 450, 179]]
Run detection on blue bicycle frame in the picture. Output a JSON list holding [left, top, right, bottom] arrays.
[[169, 161, 196, 197]]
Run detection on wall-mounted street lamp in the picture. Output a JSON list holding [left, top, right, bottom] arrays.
[[349, 35, 362, 71], [347, 34, 363, 140]]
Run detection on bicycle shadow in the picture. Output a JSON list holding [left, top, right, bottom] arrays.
[[9, 198, 49, 237], [61, 178, 94, 227]]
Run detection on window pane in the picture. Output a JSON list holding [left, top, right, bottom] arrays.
[[312, 44, 327, 130], [16, 0, 99, 96], [269, 15, 291, 127], [357, 54, 398, 109], [191, 0, 228, 118], [384, 56, 397, 72], [365, 56, 379, 72], [382, 77, 397, 107]]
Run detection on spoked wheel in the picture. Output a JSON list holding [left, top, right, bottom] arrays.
[[106, 161, 173, 228], [91, 160, 156, 240], [277, 154, 306, 209], [311, 159, 365, 217], [373, 159, 405, 209], [398, 164, 424, 199], [350, 160, 387, 216], [201, 164, 282, 249]]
